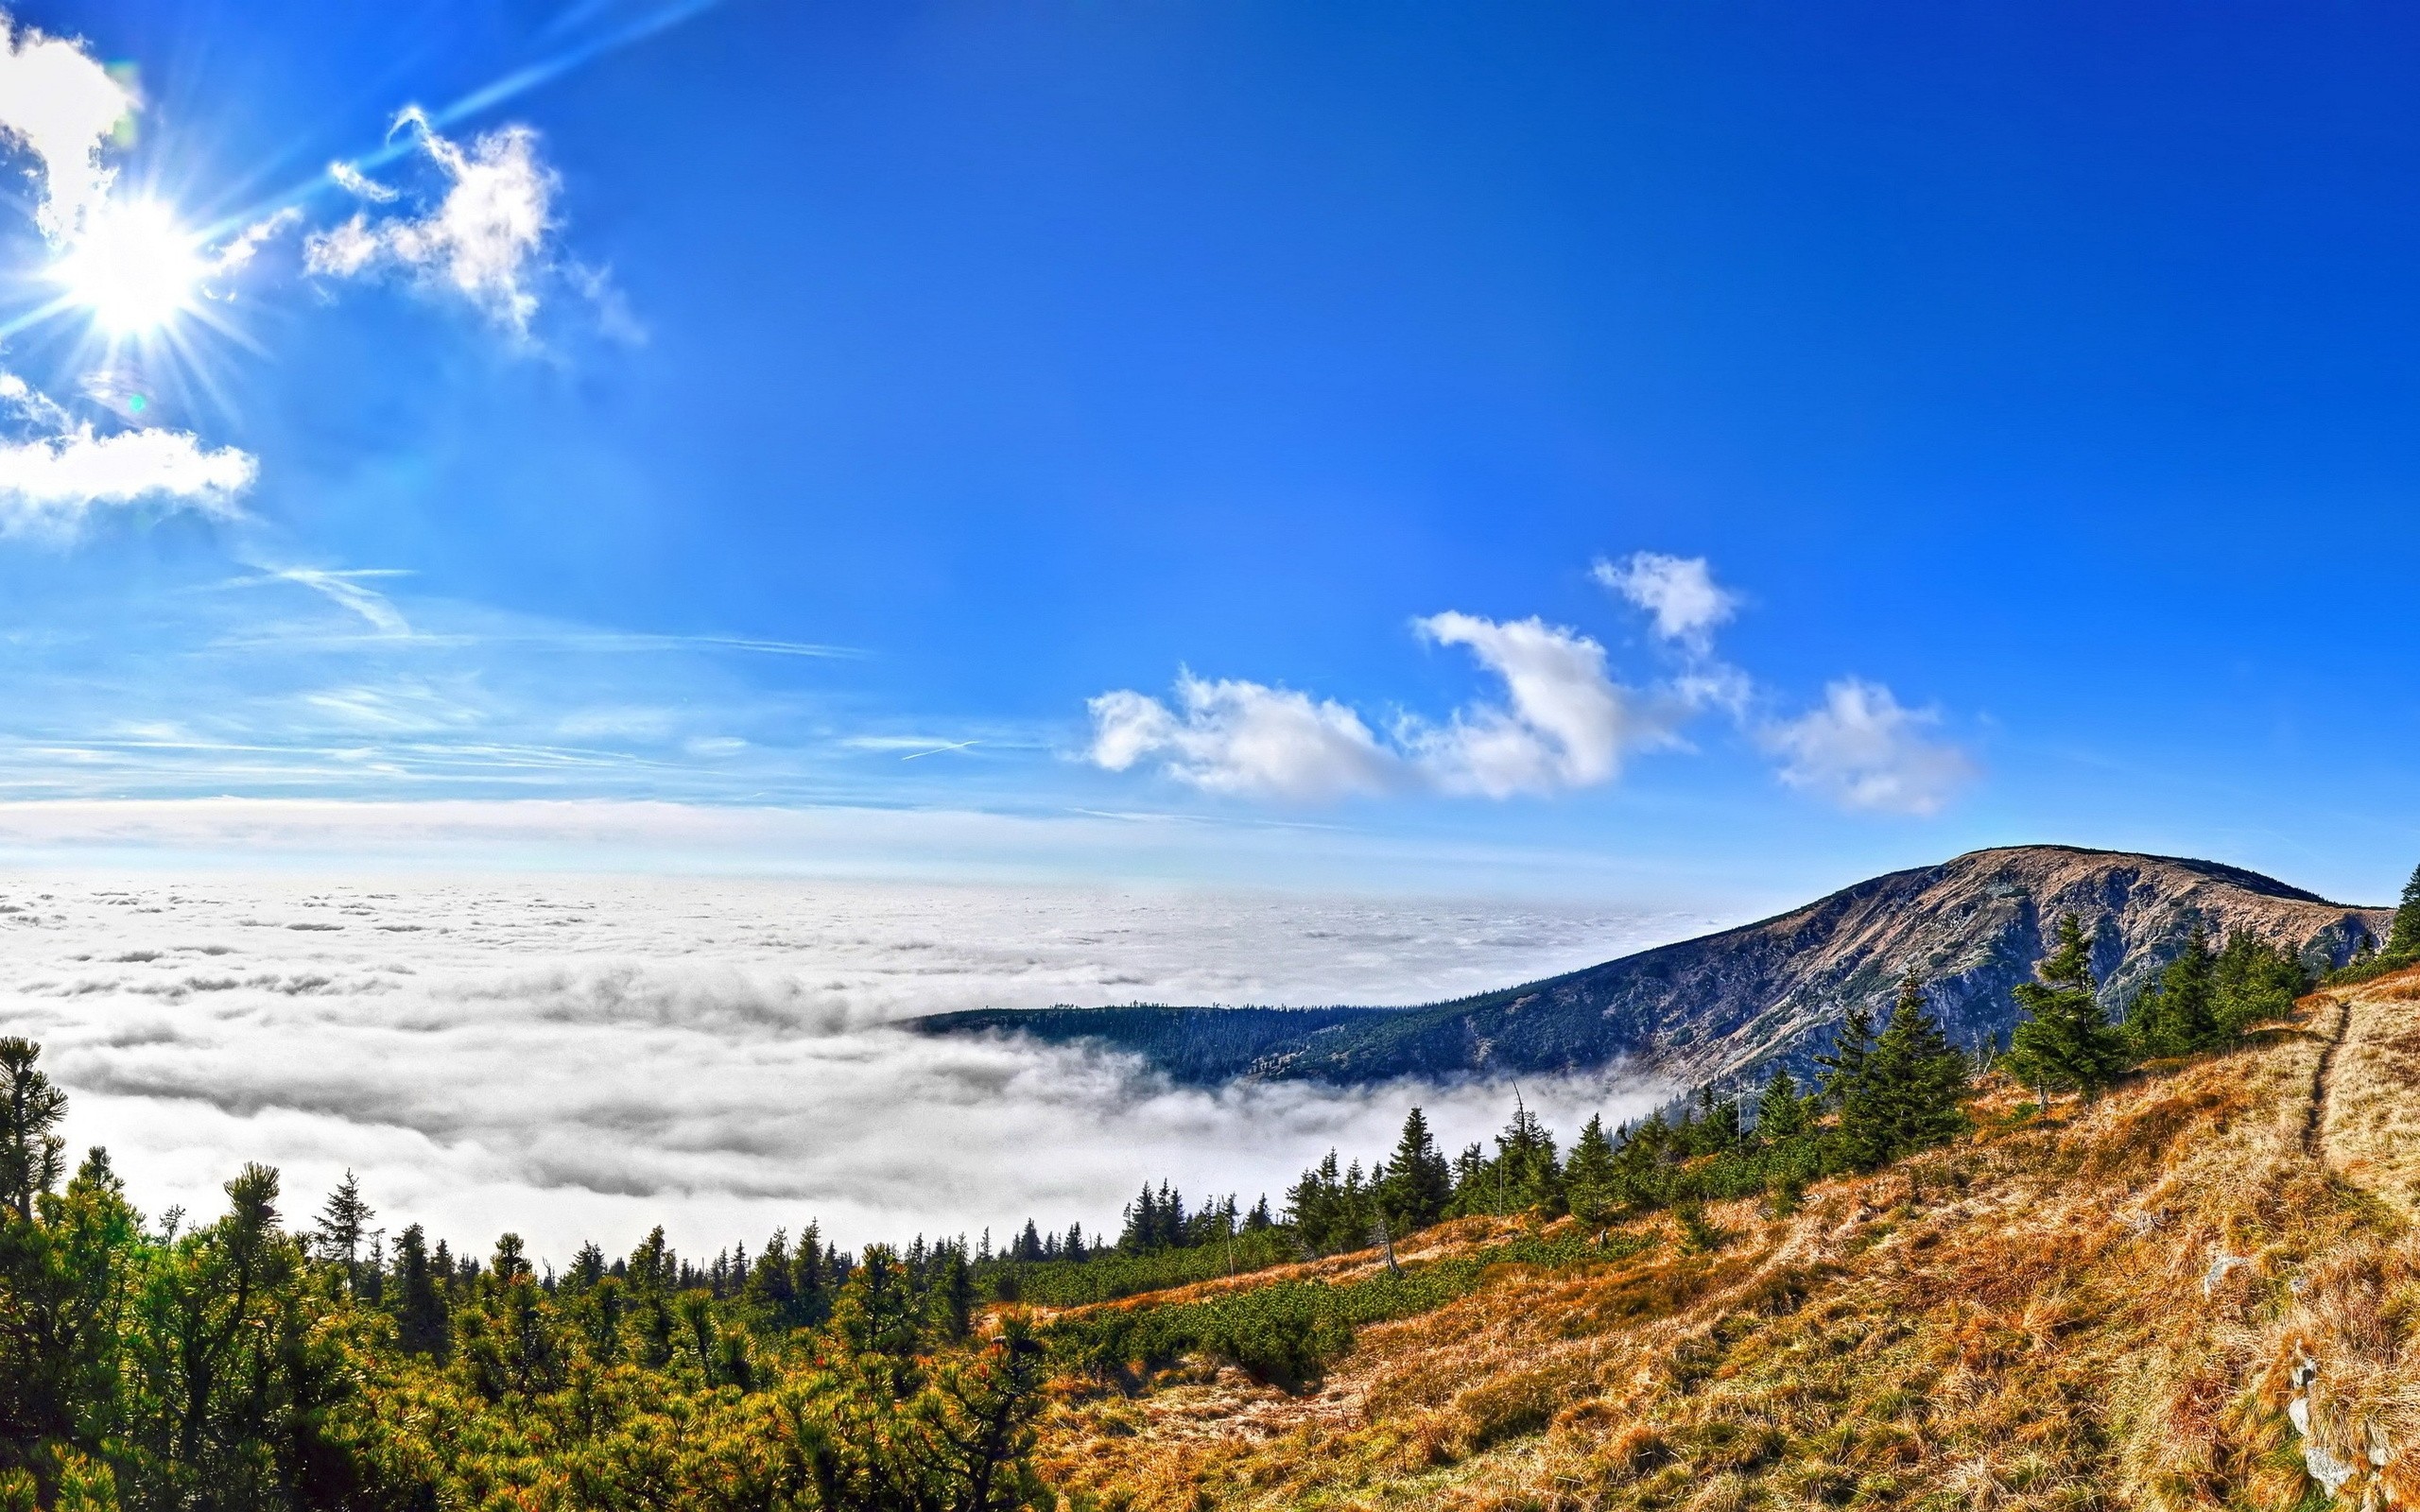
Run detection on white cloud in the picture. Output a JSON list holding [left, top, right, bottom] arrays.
[[1088, 674, 1400, 801], [1595, 552, 1738, 650], [327, 160, 398, 203], [0, 15, 131, 243], [1762, 679, 1976, 816], [306, 112, 558, 332], [0, 417, 256, 534], [5, 873, 1682, 1258], [1409, 612, 1678, 797], [274, 568, 410, 636], [1090, 616, 1678, 802]]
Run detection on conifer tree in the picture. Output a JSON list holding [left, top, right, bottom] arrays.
[[2126, 926, 2217, 1057], [1563, 1113, 1621, 1226], [1840, 973, 1971, 1167], [1375, 1108, 1453, 1233], [1490, 1100, 1564, 1215], [1817, 1002, 1878, 1113], [2210, 929, 2308, 1036], [0, 1037, 66, 1224], [1754, 1067, 1811, 1144], [389, 1223, 449, 1358], [2391, 862, 2420, 959], [2007, 913, 2127, 1098], [313, 1169, 375, 1295]]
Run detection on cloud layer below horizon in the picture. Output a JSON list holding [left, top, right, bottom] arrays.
[[3, 873, 1690, 1261]]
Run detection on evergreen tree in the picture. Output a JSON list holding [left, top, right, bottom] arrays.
[[313, 1168, 375, 1296], [2126, 926, 2217, 1057], [930, 1244, 976, 1340], [2210, 929, 2308, 1036], [1490, 1101, 1564, 1215], [1563, 1114, 1621, 1226], [1816, 1002, 1878, 1112], [392, 1224, 451, 1358], [2007, 913, 2128, 1098], [1754, 1067, 1811, 1145], [0, 1037, 66, 1225], [2391, 862, 2420, 959], [1374, 1108, 1452, 1233], [1839, 973, 1971, 1167]]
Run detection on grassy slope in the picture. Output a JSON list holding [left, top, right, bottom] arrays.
[[1031, 983, 2420, 1511]]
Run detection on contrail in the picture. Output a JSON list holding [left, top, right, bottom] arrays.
[[901, 741, 980, 762]]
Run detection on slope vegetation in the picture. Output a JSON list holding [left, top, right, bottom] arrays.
[[1032, 985, 2419, 1510], [923, 846, 2384, 1091]]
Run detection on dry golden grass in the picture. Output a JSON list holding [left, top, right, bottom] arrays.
[[1037, 996, 2420, 1511], [2322, 967, 2420, 1216]]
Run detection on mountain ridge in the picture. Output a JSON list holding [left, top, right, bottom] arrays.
[[913, 844, 2387, 1091]]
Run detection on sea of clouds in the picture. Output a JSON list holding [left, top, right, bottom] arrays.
[[0, 874, 1710, 1264]]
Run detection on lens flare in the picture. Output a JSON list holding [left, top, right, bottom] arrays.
[[52, 199, 203, 335]]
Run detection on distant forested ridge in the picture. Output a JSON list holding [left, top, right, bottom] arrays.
[[914, 845, 2383, 1092], [909, 1005, 1392, 1086]]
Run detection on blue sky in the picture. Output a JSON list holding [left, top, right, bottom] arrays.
[[3, 0, 2420, 908]]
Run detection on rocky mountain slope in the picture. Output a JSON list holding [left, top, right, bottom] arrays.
[[1034, 982, 2414, 1510], [918, 845, 2386, 1091]]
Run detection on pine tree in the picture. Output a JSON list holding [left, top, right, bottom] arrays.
[[1492, 1100, 1564, 1214], [1754, 1067, 1811, 1144], [1817, 1002, 1878, 1113], [2391, 862, 2420, 959], [1375, 1108, 1453, 1233], [0, 1037, 66, 1224], [2007, 913, 2127, 1098], [2210, 929, 2308, 1036], [1839, 973, 1971, 1167], [392, 1223, 449, 1358], [313, 1169, 375, 1296], [2126, 926, 2216, 1057], [1564, 1113, 1621, 1226]]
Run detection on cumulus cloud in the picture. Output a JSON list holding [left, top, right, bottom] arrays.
[[0, 14, 131, 242], [1088, 675, 1400, 801], [1091, 556, 1979, 817], [1409, 613, 1678, 797], [0, 398, 256, 533], [5, 875, 1682, 1257], [1761, 679, 1977, 816], [1093, 617, 1677, 802], [306, 111, 559, 332], [1594, 552, 1737, 651]]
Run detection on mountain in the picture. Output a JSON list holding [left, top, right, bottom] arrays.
[[914, 845, 2387, 1091]]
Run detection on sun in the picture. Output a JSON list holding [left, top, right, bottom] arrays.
[[51, 198, 204, 335]]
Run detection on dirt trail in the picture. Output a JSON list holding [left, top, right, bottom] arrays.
[[2306, 994, 2351, 1160], [2310, 971, 2420, 1211]]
